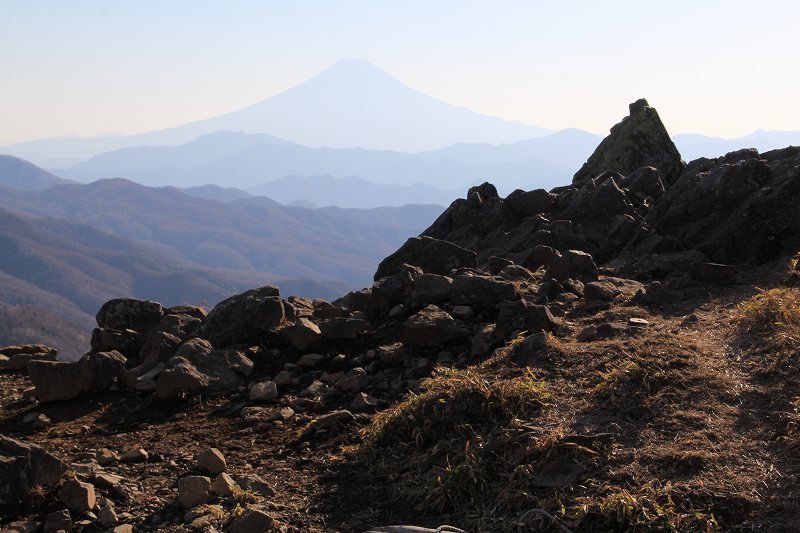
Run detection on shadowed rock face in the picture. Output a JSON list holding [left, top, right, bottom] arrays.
[[572, 98, 684, 187]]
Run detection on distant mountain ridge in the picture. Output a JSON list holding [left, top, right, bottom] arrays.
[[0, 155, 74, 190], [0, 176, 444, 287], [247, 175, 455, 208], [56, 129, 596, 196], [673, 130, 800, 161], [0, 206, 280, 358]]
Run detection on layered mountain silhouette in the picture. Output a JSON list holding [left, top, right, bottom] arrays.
[[0, 60, 551, 166], [55, 128, 599, 196], [673, 130, 800, 161], [0, 178, 442, 286], [247, 175, 456, 209]]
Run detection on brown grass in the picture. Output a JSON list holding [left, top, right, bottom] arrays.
[[353, 367, 555, 528], [735, 287, 800, 378]]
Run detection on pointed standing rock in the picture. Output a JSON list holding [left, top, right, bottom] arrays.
[[572, 98, 683, 186]]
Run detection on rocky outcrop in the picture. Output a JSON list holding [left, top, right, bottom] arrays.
[[13, 98, 800, 441], [572, 98, 683, 186], [384, 100, 800, 281], [625, 147, 800, 268]]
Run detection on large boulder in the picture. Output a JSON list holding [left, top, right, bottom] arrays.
[[201, 286, 286, 347], [495, 300, 558, 340], [368, 264, 421, 317], [584, 277, 645, 301], [90, 328, 142, 359], [572, 98, 684, 186], [374, 236, 477, 280], [403, 305, 470, 347], [504, 189, 557, 218], [451, 274, 518, 307], [96, 298, 165, 333], [169, 338, 252, 394], [411, 273, 453, 306], [27, 351, 127, 402], [545, 250, 599, 284], [0, 435, 65, 504], [283, 317, 322, 350], [156, 356, 210, 400], [558, 177, 638, 261], [318, 318, 368, 339]]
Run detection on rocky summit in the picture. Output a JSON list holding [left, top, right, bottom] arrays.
[[2, 100, 800, 532]]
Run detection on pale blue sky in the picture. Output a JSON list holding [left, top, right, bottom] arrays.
[[1, 0, 798, 145]]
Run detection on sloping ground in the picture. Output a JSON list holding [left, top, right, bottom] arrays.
[[1, 259, 799, 531], [324, 260, 800, 531]]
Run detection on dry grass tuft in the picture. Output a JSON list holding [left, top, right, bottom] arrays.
[[353, 367, 552, 525], [575, 482, 720, 531], [735, 288, 800, 377], [736, 287, 800, 347]]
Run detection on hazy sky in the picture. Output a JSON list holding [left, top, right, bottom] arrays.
[[1, 0, 798, 145]]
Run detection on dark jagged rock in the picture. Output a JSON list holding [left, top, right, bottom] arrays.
[[583, 278, 644, 301], [495, 300, 558, 340], [626, 147, 800, 265], [374, 236, 477, 280], [451, 274, 518, 307], [138, 331, 183, 367], [368, 264, 421, 317], [283, 317, 322, 350], [403, 305, 470, 346], [168, 338, 252, 394], [619, 165, 666, 203], [505, 189, 557, 218], [201, 286, 286, 347], [572, 98, 684, 186], [91, 328, 142, 358], [410, 273, 453, 306], [0, 435, 65, 505], [545, 250, 599, 284], [333, 289, 371, 313], [318, 318, 368, 339], [156, 356, 210, 400]]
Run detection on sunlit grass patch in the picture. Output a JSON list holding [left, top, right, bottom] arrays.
[[355, 367, 552, 520], [736, 288, 800, 349]]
